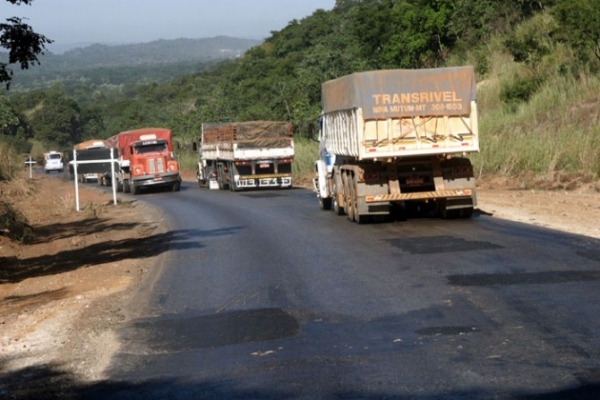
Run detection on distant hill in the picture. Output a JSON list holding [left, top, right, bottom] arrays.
[[4, 36, 262, 89]]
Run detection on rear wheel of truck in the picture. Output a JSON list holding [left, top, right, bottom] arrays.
[[333, 182, 344, 216], [319, 196, 332, 210], [343, 172, 355, 222], [229, 170, 237, 192], [460, 207, 474, 218], [350, 178, 369, 224]]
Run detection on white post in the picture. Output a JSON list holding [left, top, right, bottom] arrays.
[[110, 148, 117, 205], [28, 155, 33, 179], [73, 149, 80, 212]]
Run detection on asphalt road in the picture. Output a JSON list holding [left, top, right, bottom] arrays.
[[86, 180, 600, 399]]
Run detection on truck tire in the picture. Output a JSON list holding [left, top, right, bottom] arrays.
[[132, 183, 140, 195], [172, 181, 181, 192], [333, 182, 344, 216], [343, 172, 355, 222], [319, 196, 332, 210], [460, 207, 474, 218], [229, 170, 237, 192]]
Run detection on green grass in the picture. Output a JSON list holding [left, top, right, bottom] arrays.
[[293, 136, 318, 177]]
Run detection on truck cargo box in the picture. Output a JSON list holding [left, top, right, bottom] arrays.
[[201, 121, 294, 161], [321, 66, 478, 160]]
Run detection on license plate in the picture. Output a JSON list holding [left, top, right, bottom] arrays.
[[259, 163, 270, 168], [406, 177, 424, 186], [153, 177, 163, 181]]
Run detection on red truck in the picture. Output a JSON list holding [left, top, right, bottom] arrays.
[[104, 128, 181, 194]]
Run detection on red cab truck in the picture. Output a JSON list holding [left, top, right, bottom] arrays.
[[104, 128, 181, 194]]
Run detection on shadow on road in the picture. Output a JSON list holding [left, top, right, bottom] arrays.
[[1, 362, 599, 400]]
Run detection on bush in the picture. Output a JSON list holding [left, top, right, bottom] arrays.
[[499, 76, 543, 110], [0, 201, 35, 244], [0, 141, 19, 181]]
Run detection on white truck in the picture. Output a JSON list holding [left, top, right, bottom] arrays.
[[313, 66, 479, 223], [196, 121, 295, 191]]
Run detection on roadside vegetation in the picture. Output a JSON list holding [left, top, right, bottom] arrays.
[[1, 0, 599, 187]]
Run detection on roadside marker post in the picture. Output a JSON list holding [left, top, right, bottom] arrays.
[[71, 148, 118, 211]]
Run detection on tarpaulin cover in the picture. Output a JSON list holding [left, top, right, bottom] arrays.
[[322, 66, 476, 119], [203, 121, 292, 149]]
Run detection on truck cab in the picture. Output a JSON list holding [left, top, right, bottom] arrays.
[[125, 134, 181, 194]]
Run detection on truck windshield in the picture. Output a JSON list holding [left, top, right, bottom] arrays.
[[48, 154, 61, 160], [134, 142, 167, 154]]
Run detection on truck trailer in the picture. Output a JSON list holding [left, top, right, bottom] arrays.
[[313, 66, 479, 223], [104, 128, 181, 194], [43, 151, 64, 174], [196, 121, 294, 191], [72, 139, 106, 183]]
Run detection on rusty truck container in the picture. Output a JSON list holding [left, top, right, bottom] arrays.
[[321, 66, 478, 159]]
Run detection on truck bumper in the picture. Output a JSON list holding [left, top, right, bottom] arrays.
[[235, 174, 292, 189], [365, 189, 474, 203], [133, 172, 181, 188]]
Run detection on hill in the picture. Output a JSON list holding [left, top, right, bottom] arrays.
[[4, 36, 261, 89]]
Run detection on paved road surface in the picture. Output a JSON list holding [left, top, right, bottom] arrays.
[[86, 180, 600, 399]]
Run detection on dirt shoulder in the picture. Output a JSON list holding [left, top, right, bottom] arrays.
[[0, 172, 168, 390], [1, 171, 599, 393]]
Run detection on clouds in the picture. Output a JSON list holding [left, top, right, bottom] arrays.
[[6, 0, 335, 44]]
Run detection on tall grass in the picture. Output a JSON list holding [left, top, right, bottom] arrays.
[[466, 12, 600, 183], [473, 71, 600, 181], [292, 136, 318, 177], [0, 141, 19, 181]]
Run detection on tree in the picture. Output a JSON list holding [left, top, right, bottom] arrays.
[[1, 0, 52, 89], [552, 0, 600, 62]]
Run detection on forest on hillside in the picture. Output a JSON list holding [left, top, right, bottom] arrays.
[[2, 36, 261, 90], [1, 0, 599, 180]]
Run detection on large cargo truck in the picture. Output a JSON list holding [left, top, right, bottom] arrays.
[[72, 139, 106, 183], [104, 128, 181, 194], [196, 121, 294, 191], [313, 66, 479, 223]]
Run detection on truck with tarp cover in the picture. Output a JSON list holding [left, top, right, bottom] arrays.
[[313, 66, 479, 222], [71, 139, 106, 183], [196, 121, 294, 191]]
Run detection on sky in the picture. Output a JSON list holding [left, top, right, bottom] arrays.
[[5, 0, 336, 46]]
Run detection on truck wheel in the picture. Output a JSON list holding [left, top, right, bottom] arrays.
[[319, 196, 332, 210], [349, 177, 361, 223], [333, 183, 344, 216], [343, 172, 355, 222], [132, 184, 140, 195], [229, 170, 237, 192], [172, 181, 181, 192], [460, 207, 474, 218]]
